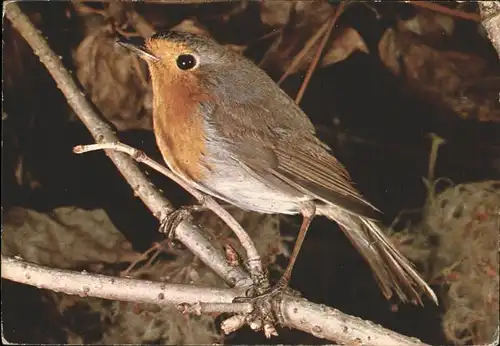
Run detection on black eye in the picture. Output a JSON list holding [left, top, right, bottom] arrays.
[[176, 54, 197, 70]]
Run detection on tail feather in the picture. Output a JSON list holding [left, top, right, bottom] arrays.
[[318, 205, 438, 305]]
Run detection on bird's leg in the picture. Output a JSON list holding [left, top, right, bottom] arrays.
[[159, 205, 206, 240], [275, 202, 316, 290], [235, 202, 316, 301], [232, 203, 315, 335]]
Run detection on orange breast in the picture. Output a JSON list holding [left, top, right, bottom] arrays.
[[152, 75, 210, 182]]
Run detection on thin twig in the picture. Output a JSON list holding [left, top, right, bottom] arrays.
[[295, 14, 335, 104], [277, 16, 332, 85], [121, 241, 163, 276], [73, 142, 265, 285], [408, 1, 481, 22], [295, 1, 348, 104], [4, 1, 252, 289], [256, 28, 282, 43], [73, 1, 107, 16], [257, 28, 284, 67], [427, 133, 446, 182]]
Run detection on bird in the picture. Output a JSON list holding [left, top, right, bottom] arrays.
[[117, 30, 438, 305]]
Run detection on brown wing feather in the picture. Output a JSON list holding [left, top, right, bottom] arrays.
[[271, 145, 381, 220]]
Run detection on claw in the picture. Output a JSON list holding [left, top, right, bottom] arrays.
[[233, 283, 289, 337], [159, 205, 205, 241], [232, 281, 299, 307]]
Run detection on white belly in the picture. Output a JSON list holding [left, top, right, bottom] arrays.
[[196, 143, 311, 215]]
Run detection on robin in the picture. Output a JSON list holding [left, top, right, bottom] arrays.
[[117, 31, 437, 305]]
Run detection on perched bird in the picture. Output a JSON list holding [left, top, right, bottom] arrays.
[[117, 31, 437, 305]]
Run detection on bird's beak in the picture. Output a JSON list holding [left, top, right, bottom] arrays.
[[116, 37, 160, 62]]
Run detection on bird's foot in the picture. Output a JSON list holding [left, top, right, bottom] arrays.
[[159, 205, 205, 245], [232, 279, 301, 338], [235, 278, 301, 303]]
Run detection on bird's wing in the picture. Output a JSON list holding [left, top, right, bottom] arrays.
[[206, 95, 380, 219], [270, 144, 380, 219]]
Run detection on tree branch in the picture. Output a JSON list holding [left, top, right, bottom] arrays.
[[1, 255, 246, 306], [280, 295, 428, 345], [2, 256, 429, 345]]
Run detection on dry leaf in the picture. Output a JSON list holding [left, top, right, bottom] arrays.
[[224, 43, 247, 55], [259, 1, 334, 72], [379, 28, 500, 122], [378, 28, 402, 75], [322, 27, 369, 66], [260, 2, 368, 74], [171, 19, 210, 37], [399, 9, 455, 45], [259, 1, 294, 27], [73, 21, 153, 131], [2, 206, 139, 268]]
